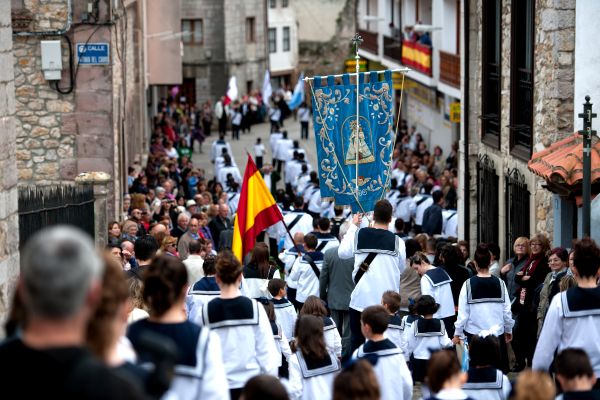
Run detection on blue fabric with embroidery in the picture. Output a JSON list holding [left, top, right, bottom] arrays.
[[311, 70, 395, 212]]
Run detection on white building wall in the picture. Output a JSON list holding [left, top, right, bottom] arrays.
[[574, 0, 600, 131], [268, 4, 298, 73]]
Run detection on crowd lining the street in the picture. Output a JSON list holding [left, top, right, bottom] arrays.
[[1, 93, 600, 400]]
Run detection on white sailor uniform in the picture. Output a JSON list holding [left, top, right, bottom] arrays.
[[399, 314, 421, 360], [314, 232, 340, 253], [127, 319, 228, 400], [353, 339, 413, 400], [288, 252, 324, 304], [421, 267, 456, 331], [454, 276, 514, 338], [193, 296, 280, 389], [462, 367, 511, 400], [533, 286, 600, 376], [385, 313, 404, 350], [322, 316, 343, 358], [283, 210, 313, 250], [270, 321, 292, 378], [271, 297, 297, 342], [287, 350, 340, 400], [405, 318, 453, 382], [185, 276, 221, 322], [414, 194, 433, 228]]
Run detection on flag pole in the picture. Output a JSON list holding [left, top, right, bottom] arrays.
[[352, 33, 363, 204]]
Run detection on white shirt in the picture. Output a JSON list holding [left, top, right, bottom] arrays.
[[405, 319, 453, 360], [183, 255, 204, 286], [533, 288, 600, 376], [193, 298, 280, 389], [211, 140, 232, 163], [420, 268, 456, 319], [323, 319, 343, 358], [280, 248, 303, 289], [269, 132, 283, 156], [462, 370, 512, 400], [283, 211, 314, 249], [454, 277, 514, 337], [338, 224, 406, 312], [231, 110, 242, 125], [217, 165, 242, 186], [414, 194, 434, 225], [298, 107, 310, 122], [272, 298, 297, 341], [286, 352, 338, 400], [254, 143, 265, 157], [442, 209, 458, 238], [275, 138, 294, 161], [352, 340, 413, 400], [394, 196, 416, 222], [288, 255, 324, 303]]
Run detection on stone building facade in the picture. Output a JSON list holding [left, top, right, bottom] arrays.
[[0, 0, 20, 331], [293, 0, 357, 78], [461, 0, 576, 258], [181, 0, 269, 105], [11, 0, 149, 220]]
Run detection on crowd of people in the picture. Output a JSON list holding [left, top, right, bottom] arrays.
[[2, 93, 600, 400]]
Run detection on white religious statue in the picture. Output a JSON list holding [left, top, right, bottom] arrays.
[[345, 120, 375, 165]]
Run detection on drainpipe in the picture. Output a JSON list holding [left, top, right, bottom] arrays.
[[12, 0, 72, 36], [462, 0, 470, 242]]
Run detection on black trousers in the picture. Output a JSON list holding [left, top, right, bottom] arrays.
[[231, 124, 240, 140], [512, 308, 538, 368], [349, 308, 365, 354], [256, 156, 263, 169], [442, 315, 457, 339], [301, 121, 309, 139]]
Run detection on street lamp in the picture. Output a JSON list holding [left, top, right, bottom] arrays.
[[578, 95, 597, 238]]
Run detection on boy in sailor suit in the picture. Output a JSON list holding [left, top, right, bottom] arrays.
[[462, 333, 512, 400], [352, 306, 413, 400], [405, 295, 453, 382], [186, 256, 220, 321], [409, 252, 456, 337], [288, 234, 324, 309], [453, 244, 514, 373], [338, 200, 407, 353], [314, 217, 340, 253], [381, 290, 404, 349], [533, 237, 600, 382], [279, 231, 305, 310], [268, 278, 297, 342]]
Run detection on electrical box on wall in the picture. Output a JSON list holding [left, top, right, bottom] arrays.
[[40, 40, 63, 81]]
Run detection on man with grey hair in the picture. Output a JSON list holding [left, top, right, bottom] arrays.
[[208, 203, 232, 250], [319, 221, 355, 360], [0, 226, 144, 398], [171, 212, 190, 239]]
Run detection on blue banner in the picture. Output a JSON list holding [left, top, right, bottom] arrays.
[[311, 70, 395, 212]]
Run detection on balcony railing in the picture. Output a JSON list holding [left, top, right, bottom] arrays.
[[439, 50, 460, 88], [358, 29, 378, 55], [402, 40, 432, 76], [383, 35, 402, 63]]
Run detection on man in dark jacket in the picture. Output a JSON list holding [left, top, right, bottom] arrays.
[[319, 222, 355, 361], [208, 204, 233, 250], [422, 190, 444, 236]]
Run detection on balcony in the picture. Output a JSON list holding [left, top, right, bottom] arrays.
[[401, 40, 432, 76], [383, 35, 402, 64], [358, 29, 378, 55], [439, 50, 460, 88]]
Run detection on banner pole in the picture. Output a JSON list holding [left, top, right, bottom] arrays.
[[352, 33, 363, 206]]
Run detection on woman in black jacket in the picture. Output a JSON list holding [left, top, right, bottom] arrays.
[[511, 233, 550, 371]]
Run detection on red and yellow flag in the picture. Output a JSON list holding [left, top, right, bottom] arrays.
[[232, 154, 283, 262]]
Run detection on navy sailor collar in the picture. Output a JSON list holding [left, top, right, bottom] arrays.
[[463, 367, 504, 389]]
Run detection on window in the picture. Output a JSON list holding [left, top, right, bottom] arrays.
[[268, 28, 277, 53], [181, 19, 203, 44], [480, 0, 501, 148], [283, 27, 290, 51], [509, 0, 534, 158], [269, 0, 276, 8], [282, 0, 288, 7], [246, 17, 256, 43]]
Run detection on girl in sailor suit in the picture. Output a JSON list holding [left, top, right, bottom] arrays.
[[299, 296, 342, 358], [462, 334, 511, 400], [287, 315, 341, 400], [258, 298, 292, 378], [410, 252, 456, 337], [352, 306, 413, 400], [191, 250, 280, 400], [424, 350, 473, 400], [452, 244, 514, 373], [405, 295, 453, 382], [127, 255, 228, 400]]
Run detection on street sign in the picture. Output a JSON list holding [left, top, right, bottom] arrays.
[[76, 43, 110, 65], [450, 102, 461, 123]]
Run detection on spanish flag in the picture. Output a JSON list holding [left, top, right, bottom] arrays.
[[232, 154, 284, 262]]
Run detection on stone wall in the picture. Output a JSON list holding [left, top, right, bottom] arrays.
[[465, 0, 576, 256], [295, 0, 357, 77], [0, 0, 20, 333]]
